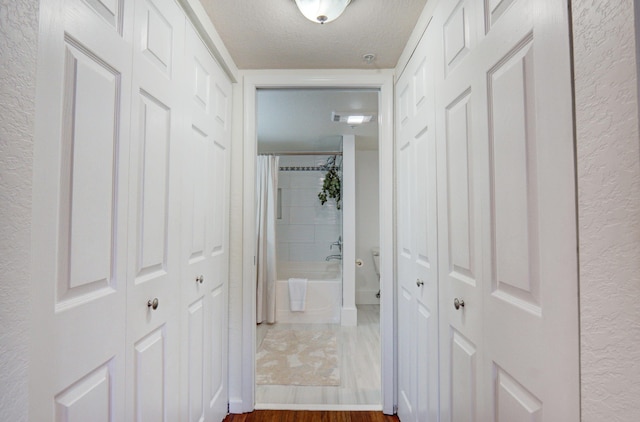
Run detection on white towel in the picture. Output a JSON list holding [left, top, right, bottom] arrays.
[[288, 278, 308, 312]]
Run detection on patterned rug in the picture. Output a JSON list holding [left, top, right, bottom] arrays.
[[256, 329, 340, 386]]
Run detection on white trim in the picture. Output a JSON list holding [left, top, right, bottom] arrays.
[[176, 0, 238, 81], [228, 398, 245, 414], [255, 404, 384, 411], [394, 0, 439, 82], [240, 69, 396, 415], [242, 74, 258, 413]]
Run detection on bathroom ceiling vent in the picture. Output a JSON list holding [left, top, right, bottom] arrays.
[[331, 111, 375, 125]]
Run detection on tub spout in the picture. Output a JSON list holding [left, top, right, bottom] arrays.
[[325, 254, 342, 261]]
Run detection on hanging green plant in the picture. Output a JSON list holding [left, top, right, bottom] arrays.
[[318, 167, 341, 209]]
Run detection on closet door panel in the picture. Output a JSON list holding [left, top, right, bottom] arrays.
[[33, 1, 232, 421], [207, 39, 232, 422], [479, 0, 580, 418], [209, 285, 225, 406], [181, 21, 231, 422], [30, 0, 133, 420], [187, 298, 206, 422], [434, 0, 580, 420], [125, 0, 184, 419], [435, 0, 485, 420], [395, 20, 439, 421]]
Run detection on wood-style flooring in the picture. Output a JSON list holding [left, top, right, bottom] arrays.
[[224, 410, 399, 422], [255, 305, 381, 407]]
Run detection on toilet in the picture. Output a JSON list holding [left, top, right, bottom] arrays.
[[371, 247, 380, 298]]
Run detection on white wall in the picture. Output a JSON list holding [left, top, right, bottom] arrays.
[[572, 1, 640, 420], [0, 0, 39, 420], [227, 79, 246, 411], [355, 150, 380, 305], [276, 155, 342, 263]]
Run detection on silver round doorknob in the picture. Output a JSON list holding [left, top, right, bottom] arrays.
[[454, 298, 465, 310], [196, 275, 204, 284], [416, 279, 424, 287], [147, 298, 159, 310]]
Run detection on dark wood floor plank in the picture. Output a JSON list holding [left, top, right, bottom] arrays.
[[223, 410, 400, 422]]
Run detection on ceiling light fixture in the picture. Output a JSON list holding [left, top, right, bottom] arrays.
[[332, 111, 375, 125], [347, 115, 366, 125], [294, 0, 351, 24]]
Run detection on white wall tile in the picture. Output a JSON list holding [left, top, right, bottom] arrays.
[[289, 188, 319, 207], [278, 172, 291, 188], [276, 242, 290, 261], [276, 157, 342, 264], [280, 188, 292, 207], [276, 206, 290, 225], [288, 243, 318, 261], [320, 242, 341, 259], [290, 172, 324, 188], [289, 206, 316, 224], [278, 156, 297, 166], [315, 224, 341, 242], [315, 204, 340, 224], [276, 224, 315, 243]]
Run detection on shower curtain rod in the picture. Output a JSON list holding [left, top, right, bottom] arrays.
[[258, 151, 343, 156]]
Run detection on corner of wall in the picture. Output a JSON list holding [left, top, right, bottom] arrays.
[[227, 78, 245, 409], [0, 0, 40, 420], [572, 1, 640, 419]]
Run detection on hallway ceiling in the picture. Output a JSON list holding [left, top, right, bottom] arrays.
[[198, 0, 428, 69]]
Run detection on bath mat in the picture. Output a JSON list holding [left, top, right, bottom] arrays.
[[256, 329, 340, 386]]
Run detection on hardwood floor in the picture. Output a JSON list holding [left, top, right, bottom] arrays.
[[255, 305, 381, 407], [224, 410, 399, 421]]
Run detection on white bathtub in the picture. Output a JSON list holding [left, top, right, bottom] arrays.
[[275, 261, 342, 324]]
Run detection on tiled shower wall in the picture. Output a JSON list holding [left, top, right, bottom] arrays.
[[276, 155, 342, 262]]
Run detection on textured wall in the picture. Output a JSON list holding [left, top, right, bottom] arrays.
[[572, 1, 640, 421], [0, 0, 39, 420]]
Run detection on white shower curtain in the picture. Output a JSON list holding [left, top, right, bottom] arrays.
[[256, 155, 279, 324]]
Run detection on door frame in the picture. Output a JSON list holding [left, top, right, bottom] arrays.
[[240, 70, 396, 413]]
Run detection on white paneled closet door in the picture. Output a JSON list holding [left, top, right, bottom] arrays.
[[180, 22, 232, 422], [124, 0, 185, 420], [433, 0, 486, 420], [396, 19, 440, 422], [433, 0, 580, 420], [30, 0, 133, 420], [31, 0, 232, 421]]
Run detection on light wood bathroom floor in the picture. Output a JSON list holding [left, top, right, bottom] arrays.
[[255, 305, 381, 408]]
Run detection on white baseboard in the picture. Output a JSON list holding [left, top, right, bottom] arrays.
[[228, 398, 245, 414]]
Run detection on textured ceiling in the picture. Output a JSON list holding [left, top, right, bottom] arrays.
[[199, 0, 428, 69]]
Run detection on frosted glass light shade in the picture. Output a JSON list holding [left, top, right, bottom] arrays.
[[294, 0, 351, 24]]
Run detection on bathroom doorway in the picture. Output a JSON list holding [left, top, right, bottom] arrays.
[[254, 88, 382, 409], [240, 72, 395, 413]]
